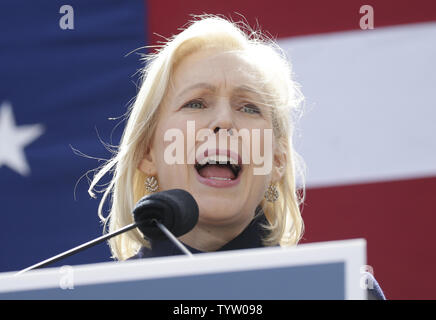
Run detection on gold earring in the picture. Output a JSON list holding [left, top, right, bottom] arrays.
[[145, 176, 159, 193], [264, 184, 279, 202]]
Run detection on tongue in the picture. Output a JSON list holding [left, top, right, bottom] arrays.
[[198, 165, 236, 179]]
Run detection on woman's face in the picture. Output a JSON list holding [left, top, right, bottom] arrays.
[[139, 48, 283, 236]]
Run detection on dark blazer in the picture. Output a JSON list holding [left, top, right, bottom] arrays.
[[129, 210, 386, 300]]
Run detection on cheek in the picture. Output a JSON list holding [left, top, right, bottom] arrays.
[[247, 127, 274, 178], [151, 123, 191, 189], [244, 173, 270, 207], [157, 165, 190, 190]]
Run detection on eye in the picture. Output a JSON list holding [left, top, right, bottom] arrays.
[[240, 104, 261, 115], [182, 100, 205, 110]]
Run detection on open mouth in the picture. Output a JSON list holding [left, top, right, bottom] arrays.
[[193, 150, 243, 188], [194, 160, 242, 181]]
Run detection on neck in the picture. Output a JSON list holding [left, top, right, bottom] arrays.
[[178, 218, 253, 252]]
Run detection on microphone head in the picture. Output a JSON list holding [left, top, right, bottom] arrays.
[[133, 189, 199, 240]]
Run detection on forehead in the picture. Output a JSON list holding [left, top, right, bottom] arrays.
[[170, 49, 265, 94]]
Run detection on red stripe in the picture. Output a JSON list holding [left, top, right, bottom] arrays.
[[147, 0, 436, 45], [299, 176, 436, 299]]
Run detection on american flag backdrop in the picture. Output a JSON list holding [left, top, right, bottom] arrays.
[[1, 0, 435, 299]]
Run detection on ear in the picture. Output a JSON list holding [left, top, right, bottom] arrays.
[[270, 144, 286, 184], [138, 146, 158, 176]]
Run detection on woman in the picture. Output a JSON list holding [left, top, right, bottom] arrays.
[[88, 15, 385, 300]]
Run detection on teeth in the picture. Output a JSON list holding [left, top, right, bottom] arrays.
[[195, 154, 242, 179], [198, 155, 238, 165], [208, 177, 232, 181]]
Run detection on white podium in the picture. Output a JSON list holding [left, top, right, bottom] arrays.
[[0, 239, 367, 300]]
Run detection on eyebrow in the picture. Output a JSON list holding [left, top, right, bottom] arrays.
[[177, 82, 216, 98], [233, 84, 262, 96], [177, 83, 262, 99]]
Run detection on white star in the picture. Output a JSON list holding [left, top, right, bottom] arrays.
[[0, 101, 44, 176]]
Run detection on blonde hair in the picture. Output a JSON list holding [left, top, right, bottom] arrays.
[[88, 15, 306, 260]]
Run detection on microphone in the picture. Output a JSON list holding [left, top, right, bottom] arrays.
[[133, 189, 199, 256], [133, 188, 199, 240], [16, 189, 199, 275]]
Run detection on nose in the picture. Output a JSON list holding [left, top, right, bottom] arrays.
[[209, 99, 235, 135], [213, 127, 233, 135]]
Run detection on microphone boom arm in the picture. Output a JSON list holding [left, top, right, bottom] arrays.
[[15, 223, 139, 276], [16, 189, 198, 276], [16, 220, 193, 276], [153, 219, 193, 257]]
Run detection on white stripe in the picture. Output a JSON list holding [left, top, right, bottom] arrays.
[[279, 22, 436, 187]]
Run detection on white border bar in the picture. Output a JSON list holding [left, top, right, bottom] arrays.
[[0, 239, 366, 299]]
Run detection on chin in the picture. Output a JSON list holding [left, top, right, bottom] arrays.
[[195, 195, 245, 225]]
